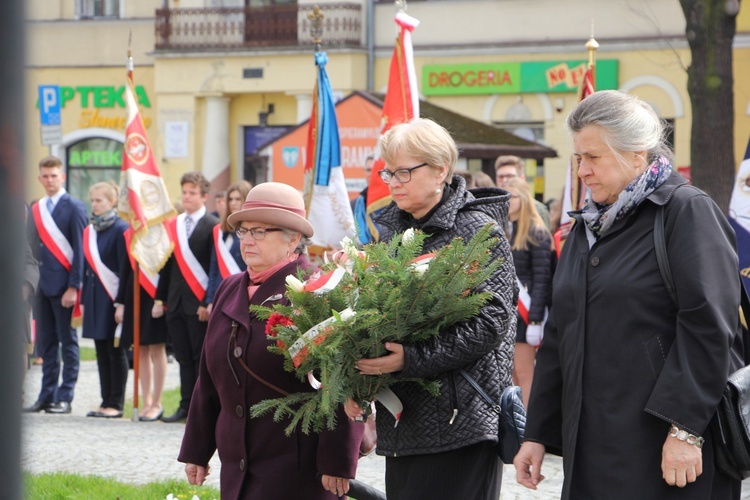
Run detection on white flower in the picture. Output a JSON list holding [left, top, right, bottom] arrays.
[[285, 275, 305, 293], [340, 236, 359, 259], [402, 228, 415, 244], [412, 263, 429, 277]]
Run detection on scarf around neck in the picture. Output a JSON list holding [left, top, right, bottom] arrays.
[[247, 253, 300, 300], [580, 155, 672, 239], [92, 208, 118, 232]]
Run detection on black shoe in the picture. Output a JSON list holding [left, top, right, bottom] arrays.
[[139, 408, 164, 422], [160, 408, 188, 423], [45, 401, 72, 414], [23, 401, 51, 413]]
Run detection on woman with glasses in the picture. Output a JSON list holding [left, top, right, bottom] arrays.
[[349, 118, 518, 500], [178, 182, 363, 500], [504, 177, 552, 409], [206, 180, 253, 314]]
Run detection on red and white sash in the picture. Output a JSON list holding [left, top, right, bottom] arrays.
[[166, 214, 208, 302], [213, 224, 241, 279], [123, 229, 159, 299], [83, 225, 120, 302], [31, 200, 73, 272], [517, 276, 531, 325]]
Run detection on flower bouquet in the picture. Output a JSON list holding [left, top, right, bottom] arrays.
[[250, 224, 501, 435]]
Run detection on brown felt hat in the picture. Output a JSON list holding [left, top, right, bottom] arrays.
[[227, 182, 314, 238]]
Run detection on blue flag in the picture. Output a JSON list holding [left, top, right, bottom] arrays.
[[303, 51, 355, 251]]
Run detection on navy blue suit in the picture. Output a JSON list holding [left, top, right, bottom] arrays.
[[206, 227, 246, 305], [27, 192, 87, 404], [81, 218, 129, 411]]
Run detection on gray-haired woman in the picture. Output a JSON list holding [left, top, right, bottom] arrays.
[[514, 90, 743, 499]]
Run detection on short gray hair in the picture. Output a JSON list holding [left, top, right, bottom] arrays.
[[566, 90, 673, 164], [280, 228, 311, 255]]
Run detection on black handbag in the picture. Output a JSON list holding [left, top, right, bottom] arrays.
[[654, 204, 750, 480], [459, 369, 526, 464]]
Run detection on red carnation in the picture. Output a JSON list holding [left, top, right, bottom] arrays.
[[266, 312, 294, 337]]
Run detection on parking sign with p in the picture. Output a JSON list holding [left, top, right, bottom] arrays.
[[39, 85, 62, 145]]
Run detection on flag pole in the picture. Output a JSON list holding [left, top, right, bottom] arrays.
[[127, 39, 142, 422], [572, 28, 599, 210]]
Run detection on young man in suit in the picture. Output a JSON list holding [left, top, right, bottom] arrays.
[[24, 156, 87, 414], [154, 171, 218, 422]]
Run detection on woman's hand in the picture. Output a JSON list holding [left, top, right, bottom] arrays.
[[355, 342, 404, 375], [514, 441, 546, 490], [152, 302, 164, 319], [344, 398, 364, 421], [321, 474, 350, 497], [661, 435, 702, 487], [114, 304, 124, 324], [184, 463, 210, 485]]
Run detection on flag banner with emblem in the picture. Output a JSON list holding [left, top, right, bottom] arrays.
[[304, 51, 355, 251], [728, 137, 750, 298], [365, 12, 420, 242], [118, 54, 175, 275], [556, 66, 594, 255]]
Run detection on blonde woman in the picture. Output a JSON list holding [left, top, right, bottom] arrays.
[[504, 177, 552, 409], [82, 182, 129, 418]]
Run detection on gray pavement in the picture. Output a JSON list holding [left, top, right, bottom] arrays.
[[22, 341, 749, 498]]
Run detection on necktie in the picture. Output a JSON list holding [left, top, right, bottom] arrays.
[[185, 216, 193, 238], [46, 198, 54, 213]]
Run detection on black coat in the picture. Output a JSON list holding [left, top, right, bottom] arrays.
[[525, 171, 742, 499], [373, 175, 518, 456]]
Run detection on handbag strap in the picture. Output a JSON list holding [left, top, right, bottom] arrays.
[[458, 368, 499, 411], [653, 205, 750, 326], [230, 321, 290, 397]]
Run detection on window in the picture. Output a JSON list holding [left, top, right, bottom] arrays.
[[66, 137, 123, 214], [77, 0, 120, 19]]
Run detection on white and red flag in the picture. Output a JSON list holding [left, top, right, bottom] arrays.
[[118, 53, 175, 275], [365, 12, 420, 242]]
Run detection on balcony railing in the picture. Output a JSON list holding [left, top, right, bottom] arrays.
[[155, 4, 362, 50]]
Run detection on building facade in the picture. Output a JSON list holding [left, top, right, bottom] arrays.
[[25, 0, 750, 207]]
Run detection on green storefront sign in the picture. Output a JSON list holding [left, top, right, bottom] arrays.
[[423, 60, 618, 96]]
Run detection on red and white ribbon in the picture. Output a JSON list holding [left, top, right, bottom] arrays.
[[289, 307, 356, 368], [516, 277, 531, 325], [303, 267, 348, 295], [166, 215, 208, 302], [83, 225, 120, 302], [31, 200, 74, 271], [124, 228, 159, 298], [213, 224, 241, 278], [375, 387, 403, 426]]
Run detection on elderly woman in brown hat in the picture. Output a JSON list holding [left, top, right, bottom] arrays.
[[178, 182, 364, 499]]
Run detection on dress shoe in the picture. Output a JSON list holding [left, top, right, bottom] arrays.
[[86, 410, 105, 418], [160, 408, 188, 423], [102, 411, 123, 419], [23, 401, 51, 413], [45, 401, 72, 414], [139, 408, 164, 422]]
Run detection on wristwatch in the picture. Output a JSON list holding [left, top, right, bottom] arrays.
[[668, 424, 704, 448]]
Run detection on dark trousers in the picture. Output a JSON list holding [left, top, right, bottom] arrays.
[[166, 309, 207, 411], [93, 339, 128, 411], [33, 293, 79, 403], [385, 441, 502, 500]]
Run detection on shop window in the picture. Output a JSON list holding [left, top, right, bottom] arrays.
[[77, 0, 120, 19], [66, 137, 123, 213]]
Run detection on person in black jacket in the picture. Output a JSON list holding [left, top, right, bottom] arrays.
[[348, 118, 518, 500], [514, 90, 742, 499], [504, 177, 552, 409]]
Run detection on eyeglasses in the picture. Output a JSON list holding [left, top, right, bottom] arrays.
[[235, 226, 284, 240], [378, 162, 428, 184]]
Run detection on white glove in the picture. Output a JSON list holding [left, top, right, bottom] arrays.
[[526, 324, 543, 347]]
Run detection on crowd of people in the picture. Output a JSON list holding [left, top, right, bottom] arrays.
[[21, 90, 747, 499]]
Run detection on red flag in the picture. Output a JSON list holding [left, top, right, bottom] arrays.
[[365, 12, 420, 241], [118, 54, 175, 275], [555, 66, 595, 254]]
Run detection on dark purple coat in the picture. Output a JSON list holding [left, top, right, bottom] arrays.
[[178, 257, 364, 500]]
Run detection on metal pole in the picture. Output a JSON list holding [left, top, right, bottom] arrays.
[[2, 0, 25, 497]]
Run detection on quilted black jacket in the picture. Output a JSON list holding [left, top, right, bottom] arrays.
[[373, 175, 518, 457], [510, 223, 552, 323]]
